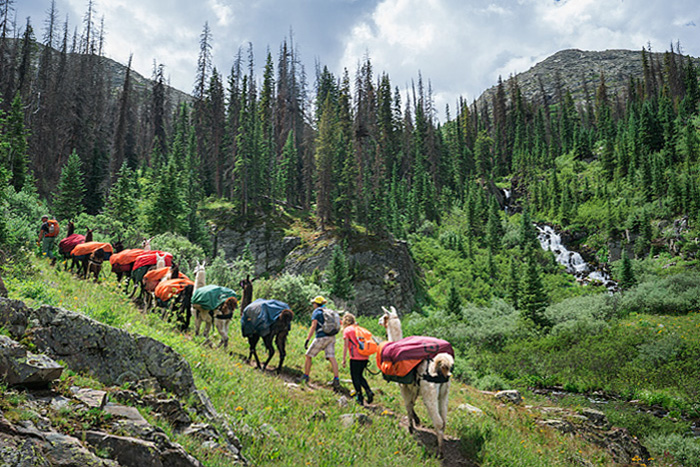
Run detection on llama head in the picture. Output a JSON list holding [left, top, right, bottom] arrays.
[[142, 237, 153, 250], [85, 228, 94, 242], [155, 252, 166, 269], [379, 306, 402, 341], [67, 221, 75, 236], [193, 260, 206, 288]]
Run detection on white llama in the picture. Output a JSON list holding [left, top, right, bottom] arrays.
[[379, 306, 454, 457]]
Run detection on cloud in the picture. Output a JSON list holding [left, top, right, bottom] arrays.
[[15, 0, 700, 121]]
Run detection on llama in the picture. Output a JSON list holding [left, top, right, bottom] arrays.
[[239, 275, 254, 313], [191, 260, 210, 336], [191, 291, 237, 348], [246, 308, 294, 374], [379, 306, 454, 457], [58, 222, 84, 270], [71, 228, 93, 275], [86, 248, 105, 282], [141, 253, 169, 312]]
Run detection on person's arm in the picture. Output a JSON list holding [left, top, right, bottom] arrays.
[[304, 320, 317, 348], [343, 335, 349, 367]]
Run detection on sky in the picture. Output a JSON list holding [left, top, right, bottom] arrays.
[[15, 0, 700, 122]]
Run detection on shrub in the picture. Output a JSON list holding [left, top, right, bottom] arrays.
[[151, 233, 206, 276], [545, 293, 617, 336], [254, 273, 327, 318], [619, 273, 700, 315], [645, 433, 700, 467], [206, 254, 255, 290]]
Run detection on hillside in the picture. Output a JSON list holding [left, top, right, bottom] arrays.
[[476, 48, 700, 109]]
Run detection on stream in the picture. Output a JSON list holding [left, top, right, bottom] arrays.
[[536, 224, 617, 291]]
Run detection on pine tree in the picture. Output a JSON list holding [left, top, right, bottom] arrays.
[[520, 253, 549, 329], [145, 157, 186, 236], [105, 162, 137, 226], [446, 280, 462, 318], [486, 197, 503, 251], [54, 150, 86, 220], [2, 93, 29, 191], [618, 251, 636, 290], [507, 257, 520, 309], [328, 243, 353, 300], [519, 208, 539, 251]]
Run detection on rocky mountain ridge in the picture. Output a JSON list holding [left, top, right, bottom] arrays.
[[475, 48, 700, 111]]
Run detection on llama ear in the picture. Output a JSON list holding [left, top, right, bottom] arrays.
[[390, 306, 398, 316], [381, 306, 389, 314]]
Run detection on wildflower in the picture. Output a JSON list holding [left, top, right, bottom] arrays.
[[381, 410, 389, 416], [235, 406, 244, 412]]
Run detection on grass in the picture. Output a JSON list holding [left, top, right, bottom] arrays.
[[5, 256, 679, 466]]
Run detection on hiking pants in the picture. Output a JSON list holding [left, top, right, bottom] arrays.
[[350, 359, 371, 401], [41, 236, 55, 259]]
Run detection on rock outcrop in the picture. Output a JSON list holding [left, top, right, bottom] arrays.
[[26, 303, 196, 397], [0, 297, 247, 466], [217, 224, 420, 315], [282, 231, 418, 314]]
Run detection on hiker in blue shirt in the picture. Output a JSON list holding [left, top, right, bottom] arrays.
[[301, 296, 340, 389]]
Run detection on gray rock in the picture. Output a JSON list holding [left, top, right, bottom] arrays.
[[495, 390, 523, 405], [581, 408, 608, 427], [0, 335, 63, 387], [83, 431, 164, 467], [259, 423, 280, 439], [457, 403, 484, 415], [23, 304, 195, 397], [0, 298, 29, 338], [310, 410, 327, 421], [339, 413, 372, 428], [103, 402, 150, 427], [71, 388, 108, 409], [142, 395, 192, 427]]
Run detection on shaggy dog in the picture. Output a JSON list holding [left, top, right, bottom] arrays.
[[380, 306, 454, 457]]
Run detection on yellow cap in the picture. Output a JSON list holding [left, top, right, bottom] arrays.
[[311, 296, 327, 305]]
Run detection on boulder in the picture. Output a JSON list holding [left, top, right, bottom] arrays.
[[283, 232, 418, 314], [457, 403, 484, 415], [24, 304, 195, 396], [495, 390, 523, 405], [0, 335, 63, 387], [71, 387, 108, 409], [0, 298, 29, 338]]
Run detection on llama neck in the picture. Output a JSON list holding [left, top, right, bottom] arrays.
[[386, 319, 403, 341], [194, 271, 205, 290]]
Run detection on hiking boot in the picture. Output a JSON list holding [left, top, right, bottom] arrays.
[[297, 375, 309, 385], [356, 397, 364, 406], [331, 378, 340, 391], [366, 390, 374, 404]]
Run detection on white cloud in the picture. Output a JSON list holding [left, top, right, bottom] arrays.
[[16, 0, 700, 121]]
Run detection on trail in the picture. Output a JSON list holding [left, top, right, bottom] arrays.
[[230, 351, 478, 467]]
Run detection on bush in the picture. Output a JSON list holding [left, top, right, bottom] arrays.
[[645, 433, 700, 467], [205, 254, 255, 291], [253, 273, 327, 319], [545, 293, 617, 336], [619, 273, 700, 315], [151, 233, 206, 276]]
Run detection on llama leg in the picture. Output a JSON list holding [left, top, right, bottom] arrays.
[[420, 382, 445, 456], [438, 381, 450, 431], [400, 384, 420, 433], [249, 336, 261, 368], [263, 335, 275, 370], [215, 318, 229, 348], [275, 332, 287, 374]]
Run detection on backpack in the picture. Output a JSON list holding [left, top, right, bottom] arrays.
[[46, 219, 60, 237], [320, 308, 340, 335], [355, 326, 379, 356]]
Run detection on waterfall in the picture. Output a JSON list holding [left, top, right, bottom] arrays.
[[536, 225, 616, 290]]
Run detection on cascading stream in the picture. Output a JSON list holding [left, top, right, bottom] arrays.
[[536, 224, 616, 290]]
